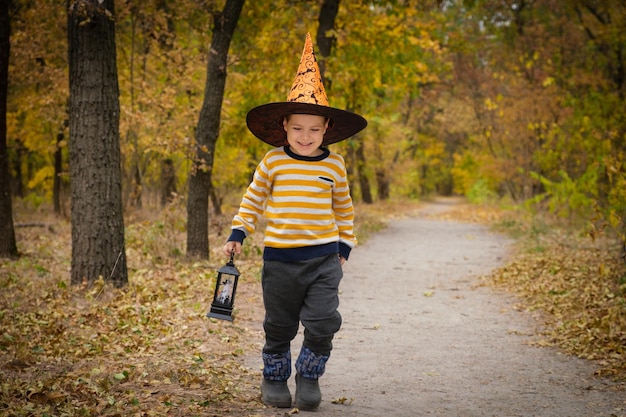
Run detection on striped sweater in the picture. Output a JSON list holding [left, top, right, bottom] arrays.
[[229, 146, 357, 262]]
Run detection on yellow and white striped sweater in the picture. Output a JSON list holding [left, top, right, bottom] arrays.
[[230, 146, 356, 261]]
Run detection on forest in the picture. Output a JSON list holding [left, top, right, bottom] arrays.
[[3, 0, 624, 242], [0, 0, 625, 415]]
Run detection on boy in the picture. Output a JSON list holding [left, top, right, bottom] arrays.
[[223, 33, 367, 410]]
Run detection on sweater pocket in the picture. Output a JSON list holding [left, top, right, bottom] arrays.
[[318, 176, 334, 186]]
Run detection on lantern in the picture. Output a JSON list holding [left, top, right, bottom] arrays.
[[207, 251, 240, 321]]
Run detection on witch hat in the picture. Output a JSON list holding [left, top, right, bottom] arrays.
[[246, 33, 367, 147]]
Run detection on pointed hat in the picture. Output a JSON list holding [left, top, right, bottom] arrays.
[[246, 33, 367, 147]]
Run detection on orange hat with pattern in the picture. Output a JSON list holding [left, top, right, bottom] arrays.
[[246, 33, 367, 146]]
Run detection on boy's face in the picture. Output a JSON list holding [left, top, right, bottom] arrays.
[[283, 114, 329, 157]]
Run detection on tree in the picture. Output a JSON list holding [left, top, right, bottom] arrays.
[[161, 158, 177, 206], [316, 0, 339, 84], [67, 0, 127, 286], [186, 0, 244, 259], [0, 0, 17, 258]]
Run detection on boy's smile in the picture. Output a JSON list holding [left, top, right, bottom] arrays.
[[283, 114, 329, 157]]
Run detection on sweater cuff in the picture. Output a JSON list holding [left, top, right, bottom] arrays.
[[338, 242, 352, 260], [228, 229, 246, 244]]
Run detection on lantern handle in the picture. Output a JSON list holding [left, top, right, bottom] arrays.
[[229, 249, 235, 264]]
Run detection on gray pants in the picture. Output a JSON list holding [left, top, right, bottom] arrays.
[[262, 253, 343, 356]]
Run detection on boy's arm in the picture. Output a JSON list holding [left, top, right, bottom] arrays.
[[228, 158, 271, 243], [333, 163, 357, 260]]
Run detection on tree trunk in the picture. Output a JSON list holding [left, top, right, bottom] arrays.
[[53, 130, 64, 215], [376, 169, 390, 200], [0, 0, 18, 258], [355, 141, 373, 204], [316, 0, 339, 85], [132, 163, 142, 208], [161, 158, 177, 206], [317, 0, 373, 205], [317, 2, 371, 205], [186, 0, 244, 259], [210, 186, 222, 216], [68, 0, 127, 286], [12, 139, 23, 197]]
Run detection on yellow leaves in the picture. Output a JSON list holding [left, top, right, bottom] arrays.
[[487, 235, 626, 377], [526, 121, 548, 131], [407, 32, 442, 55], [1, 215, 268, 415], [414, 60, 429, 74], [407, 35, 422, 46], [521, 50, 541, 69], [332, 396, 354, 405], [484, 97, 498, 111]]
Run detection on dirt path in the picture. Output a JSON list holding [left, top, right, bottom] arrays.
[[247, 200, 625, 417]]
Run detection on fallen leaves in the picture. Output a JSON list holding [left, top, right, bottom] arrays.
[[0, 211, 267, 416], [331, 396, 354, 405], [438, 200, 626, 380], [3, 198, 625, 417], [487, 237, 626, 379]]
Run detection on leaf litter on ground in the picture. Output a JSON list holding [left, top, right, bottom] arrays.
[[439, 200, 626, 380], [1, 198, 624, 416]]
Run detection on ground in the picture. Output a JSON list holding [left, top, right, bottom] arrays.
[[3, 198, 624, 416], [240, 198, 625, 417]]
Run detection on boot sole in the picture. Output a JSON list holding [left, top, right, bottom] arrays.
[[295, 400, 320, 411]]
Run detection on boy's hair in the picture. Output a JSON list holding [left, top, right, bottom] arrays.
[[284, 114, 329, 122]]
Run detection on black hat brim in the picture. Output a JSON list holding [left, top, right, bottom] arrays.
[[246, 102, 367, 147]]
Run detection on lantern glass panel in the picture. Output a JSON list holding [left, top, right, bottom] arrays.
[[215, 273, 235, 306]]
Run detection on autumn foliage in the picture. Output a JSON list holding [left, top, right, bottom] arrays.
[[6, 0, 626, 241], [2, 0, 626, 414]]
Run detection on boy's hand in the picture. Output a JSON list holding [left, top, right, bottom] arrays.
[[223, 241, 242, 257], [339, 255, 346, 266]]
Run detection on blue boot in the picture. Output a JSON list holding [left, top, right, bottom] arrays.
[[294, 346, 329, 410], [261, 351, 292, 408]]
